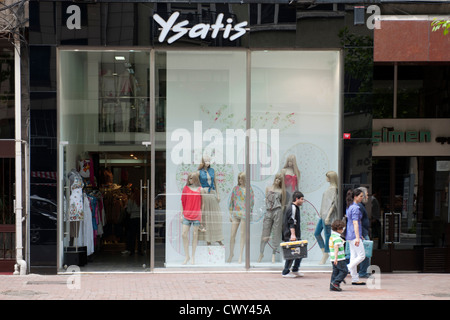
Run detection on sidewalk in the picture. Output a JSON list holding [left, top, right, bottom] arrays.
[[0, 270, 449, 301]]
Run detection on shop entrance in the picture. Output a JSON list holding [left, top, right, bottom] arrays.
[[59, 148, 163, 272], [372, 157, 450, 272], [57, 49, 164, 272]]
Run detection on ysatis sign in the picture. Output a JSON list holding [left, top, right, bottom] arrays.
[[153, 12, 248, 44]]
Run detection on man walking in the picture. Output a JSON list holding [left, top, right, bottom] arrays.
[[281, 191, 305, 278]]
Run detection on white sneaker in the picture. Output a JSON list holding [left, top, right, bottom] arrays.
[[291, 272, 304, 277], [282, 273, 297, 278]]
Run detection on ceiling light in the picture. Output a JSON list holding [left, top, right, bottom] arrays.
[[115, 56, 125, 61]]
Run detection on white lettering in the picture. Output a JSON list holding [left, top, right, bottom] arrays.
[[170, 122, 279, 176], [66, 265, 81, 290], [230, 21, 248, 41], [179, 304, 214, 317], [66, 5, 81, 30], [367, 265, 382, 289], [170, 128, 191, 165], [211, 13, 225, 38], [153, 12, 248, 44], [366, 5, 381, 30], [189, 23, 210, 39]]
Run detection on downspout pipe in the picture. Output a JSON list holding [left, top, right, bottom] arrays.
[[13, 34, 26, 275]]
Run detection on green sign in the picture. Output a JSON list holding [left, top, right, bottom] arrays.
[[372, 128, 431, 146]]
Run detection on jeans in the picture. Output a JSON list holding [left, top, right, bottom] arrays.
[[347, 239, 366, 282], [314, 219, 331, 253], [331, 260, 348, 285], [282, 258, 302, 275]]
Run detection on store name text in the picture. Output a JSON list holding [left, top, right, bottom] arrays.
[[153, 12, 248, 44], [372, 128, 431, 146]]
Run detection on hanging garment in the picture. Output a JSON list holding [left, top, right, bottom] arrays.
[[68, 169, 84, 221]]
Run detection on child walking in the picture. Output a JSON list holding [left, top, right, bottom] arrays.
[[329, 220, 348, 291]]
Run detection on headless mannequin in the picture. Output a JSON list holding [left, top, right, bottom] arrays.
[[181, 172, 202, 265], [101, 70, 116, 132], [227, 172, 254, 263], [118, 70, 134, 132], [258, 173, 286, 263], [198, 156, 223, 245]]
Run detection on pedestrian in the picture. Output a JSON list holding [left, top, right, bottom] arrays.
[[357, 186, 371, 278], [346, 188, 366, 285], [122, 187, 143, 256], [329, 219, 348, 291], [281, 191, 305, 278]]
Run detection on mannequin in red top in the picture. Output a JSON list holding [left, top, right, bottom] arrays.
[[281, 154, 301, 204], [181, 172, 203, 265]]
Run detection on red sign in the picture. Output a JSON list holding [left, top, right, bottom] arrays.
[[343, 133, 351, 140]]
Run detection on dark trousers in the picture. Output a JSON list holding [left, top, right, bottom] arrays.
[[127, 218, 142, 254], [330, 260, 348, 285], [282, 258, 302, 275]]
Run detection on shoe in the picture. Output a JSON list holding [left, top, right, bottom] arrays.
[[330, 283, 342, 292], [291, 272, 304, 277], [282, 273, 297, 278], [352, 281, 366, 285]]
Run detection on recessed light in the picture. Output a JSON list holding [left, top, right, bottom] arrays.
[[115, 56, 125, 61]]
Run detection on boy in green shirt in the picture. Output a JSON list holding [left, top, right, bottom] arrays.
[[329, 220, 348, 292]]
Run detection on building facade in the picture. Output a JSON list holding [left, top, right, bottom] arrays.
[[1, 0, 449, 274]]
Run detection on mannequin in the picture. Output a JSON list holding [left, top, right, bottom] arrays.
[[101, 70, 117, 132], [315, 171, 338, 264], [227, 172, 254, 263], [181, 172, 203, 265], [258, 173, 286, 263], [118, 70, 135, 132], [281, 155, 301, 205], [103, 167, 114, 186], [198, 155, 224, 245], [79, 158, 91, 179], [68, 168, 84, 222]]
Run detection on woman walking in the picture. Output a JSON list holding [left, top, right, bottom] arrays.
[[346, 188, 366, 285]]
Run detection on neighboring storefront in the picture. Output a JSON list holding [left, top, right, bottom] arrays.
[[0, 39, 17, 273], [26, 0, 450, 274]]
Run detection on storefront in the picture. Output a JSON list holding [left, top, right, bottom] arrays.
[[371, 119, 450, 272], [28, 1, 450, 274], [0, 38, 18, 273], [29, 1, 342, 273]]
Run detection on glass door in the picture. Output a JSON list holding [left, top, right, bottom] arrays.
[[58, 49, 157, 272]]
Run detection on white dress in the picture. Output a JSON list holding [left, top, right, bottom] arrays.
[[68, 170, 84, 221]]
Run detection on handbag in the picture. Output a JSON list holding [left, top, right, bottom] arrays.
[[344, 239, 373, 258], [363, 240, 373, 258]]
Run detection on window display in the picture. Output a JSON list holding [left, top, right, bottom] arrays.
[[59, 49, 341, 270]]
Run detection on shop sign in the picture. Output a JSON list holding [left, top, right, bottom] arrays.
[[153, 12, 248, 44], [372, 128, 431, 146], [372, 119, 450, 157]]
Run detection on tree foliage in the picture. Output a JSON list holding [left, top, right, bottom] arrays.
[[431, 19, 450, 36]]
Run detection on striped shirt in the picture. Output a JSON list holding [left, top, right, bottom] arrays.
[[329, 231, 346, 261]]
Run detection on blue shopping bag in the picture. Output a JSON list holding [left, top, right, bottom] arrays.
[[344, 240, 373, 258]]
